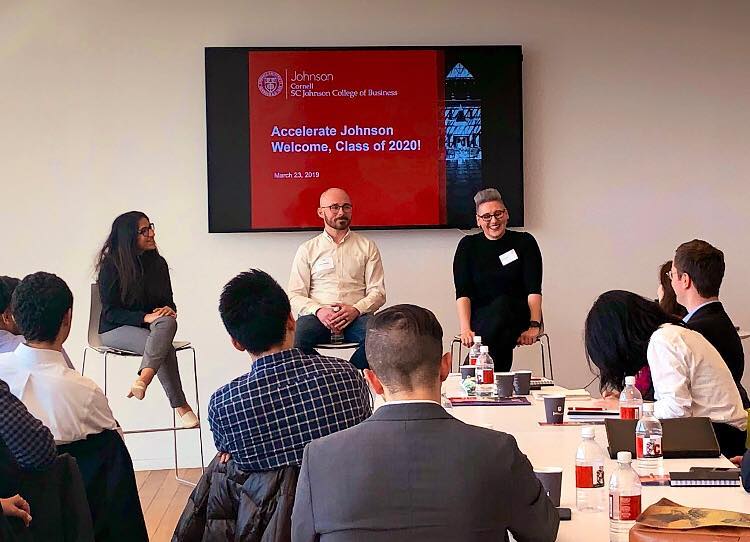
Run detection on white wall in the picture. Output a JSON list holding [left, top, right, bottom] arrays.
[[2, 0, 748, 469]]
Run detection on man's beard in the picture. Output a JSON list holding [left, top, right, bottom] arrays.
[[325, 215, 350, 230]]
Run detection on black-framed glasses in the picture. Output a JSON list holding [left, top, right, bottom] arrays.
[[477, 210, 507, 222], [320, 203, 353, 213], [137, 223, 155, 236]]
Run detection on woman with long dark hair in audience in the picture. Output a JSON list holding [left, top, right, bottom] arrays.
[[95, 211, 198, 428], [584, 290, 746, 457], [657, 260, 687, 319]]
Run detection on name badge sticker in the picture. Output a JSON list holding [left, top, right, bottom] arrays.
[[312, 256, 335, 273], [499, 249, 519, 266]]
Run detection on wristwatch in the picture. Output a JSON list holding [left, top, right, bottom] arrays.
[[528, 320, 542, 329]]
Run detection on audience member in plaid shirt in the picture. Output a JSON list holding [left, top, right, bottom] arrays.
[[208, 269, 373, 472], [1, 378, 57, 527], [0, 379, 56, 470]]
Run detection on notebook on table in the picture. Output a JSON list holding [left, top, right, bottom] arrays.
[[669, 471, 741, 487], [604, 417, 721, 459]]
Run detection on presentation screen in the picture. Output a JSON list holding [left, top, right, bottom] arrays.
[[206, 46, 523, 232]]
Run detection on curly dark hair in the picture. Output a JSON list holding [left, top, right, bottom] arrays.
[[658, 261, 687, 318], [219, 269, 291, 355], [585, 290, 683, 392], [12, 272, 73, 342]]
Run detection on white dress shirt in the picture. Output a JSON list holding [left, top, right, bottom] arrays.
[[0, 343, 118, 444], [288, 230, 386, 317], [648, 324, 747, 430]]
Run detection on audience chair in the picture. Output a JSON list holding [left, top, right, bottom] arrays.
[[81, 284, 205, 486]]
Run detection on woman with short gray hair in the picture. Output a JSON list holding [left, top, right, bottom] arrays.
[[452, 189, 544, 371]]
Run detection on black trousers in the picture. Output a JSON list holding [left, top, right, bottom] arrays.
[[712, 422, 748, 458], [471, 295, 530, 372]]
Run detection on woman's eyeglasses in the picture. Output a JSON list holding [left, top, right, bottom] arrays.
[[137, 223, 155, 237], [477, 210, 507, 222]]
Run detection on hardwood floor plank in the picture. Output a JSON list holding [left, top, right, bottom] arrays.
[[138, 468, 205, 539], [137, 469, 168, 515], [134, 470, 150, 491], [144, 472, 180, 538]]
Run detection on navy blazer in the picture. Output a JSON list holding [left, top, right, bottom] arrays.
[[686, 302, 749, 408]]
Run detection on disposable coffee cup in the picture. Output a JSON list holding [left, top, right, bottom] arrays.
[[544, 395, 566, 424], [495, 372, 515, 397], [514, 370, 533, 395], [459, 365, 476, 380], [534, 467, 563, 507]]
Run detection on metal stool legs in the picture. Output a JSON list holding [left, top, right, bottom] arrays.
[[82, 346, 205, 486], [450, 337, 464, 373], [537, 333, 553, 380]]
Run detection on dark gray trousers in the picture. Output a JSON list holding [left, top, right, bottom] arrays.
[[99, 316, 187, 408]]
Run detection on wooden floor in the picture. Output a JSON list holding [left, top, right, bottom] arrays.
[[135, 468, 202, 542]]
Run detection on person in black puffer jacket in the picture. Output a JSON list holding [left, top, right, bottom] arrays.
[[173, 454, 299, 542]]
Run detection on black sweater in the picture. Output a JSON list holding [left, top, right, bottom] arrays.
[[97, 251, 176, 334], [452, 230, 542, 312]]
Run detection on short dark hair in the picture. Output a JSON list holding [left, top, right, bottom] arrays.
[[219, 269, 291, 355], [365, 304, 443, 393], [674, 239, 725, 298], [0, 276, 21, 313], [12, 272, 74, 342], [584, 290, 682, 393]]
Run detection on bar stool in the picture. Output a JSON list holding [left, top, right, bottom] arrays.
[[81, 284, 205, 486], [450, 331, 553, 379]]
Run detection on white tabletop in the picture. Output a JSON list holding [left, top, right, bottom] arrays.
[[434, 374, 750, 541]]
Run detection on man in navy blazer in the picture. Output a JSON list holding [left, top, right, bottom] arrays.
[[671, 240, 749, 407], [291, 304, 559, 542]]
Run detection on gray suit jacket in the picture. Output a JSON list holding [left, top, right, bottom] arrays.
[[292, 402, 559, 542]]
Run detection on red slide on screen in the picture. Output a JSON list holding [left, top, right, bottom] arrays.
[[248, 49, 445, 229]]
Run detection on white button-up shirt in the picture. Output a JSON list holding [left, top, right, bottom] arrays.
[[288, 230, 386, 317], [0, 343, 118, 444], [648, 324, 747, 430]]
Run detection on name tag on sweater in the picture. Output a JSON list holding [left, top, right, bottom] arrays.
[[499, 249, 519, 266], [312, 256, 334, 273]]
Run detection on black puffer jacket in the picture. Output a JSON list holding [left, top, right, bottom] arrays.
[[172, 455, 300, 542]]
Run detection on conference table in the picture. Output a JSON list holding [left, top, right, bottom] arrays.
[[435, 374, 750, 541]]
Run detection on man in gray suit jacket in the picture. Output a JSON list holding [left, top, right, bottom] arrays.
[[292, 304, 559, 542]]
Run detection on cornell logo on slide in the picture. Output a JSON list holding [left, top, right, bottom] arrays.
[[258, 71, 284, 97]]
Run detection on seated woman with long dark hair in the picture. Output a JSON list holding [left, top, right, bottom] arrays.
[[95, 211, 197, 428], [585, 290, 746, 457]]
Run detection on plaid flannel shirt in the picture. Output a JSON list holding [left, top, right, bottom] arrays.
[[0, 379, 57, 470], [208, 348, 372, 472]]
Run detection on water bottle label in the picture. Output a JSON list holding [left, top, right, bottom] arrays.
[[609, 494, 641, 521], [636, 436, 662, 458], [620, 406, 641, 419], [575, 465, 605, 488], [469, 355, 478, 365], [477, 368, 494, 385]]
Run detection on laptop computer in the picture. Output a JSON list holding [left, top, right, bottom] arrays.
[[604, 417, 721, 459]]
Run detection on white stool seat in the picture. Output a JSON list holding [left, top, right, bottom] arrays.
[[315, 342, 359, 350]]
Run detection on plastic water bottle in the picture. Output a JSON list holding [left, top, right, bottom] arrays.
[[619, 376, 643, 420], [475, 346, 495, 396], [609, 451, 642, 542], [330, 306, 344, 345], [635, 403, 663, 474], [575, 426, 607, 512], [468, 335, 482, 365]]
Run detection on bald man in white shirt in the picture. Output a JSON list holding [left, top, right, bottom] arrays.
[[288, 188, 386, 369], [0, 272, 118, 444]]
